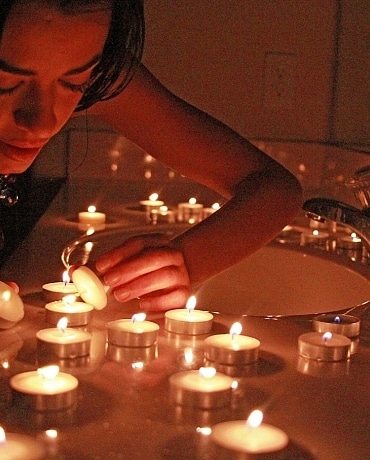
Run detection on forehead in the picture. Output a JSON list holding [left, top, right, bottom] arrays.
[[0, 1, 111, 70]]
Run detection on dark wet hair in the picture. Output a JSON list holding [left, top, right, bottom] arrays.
[[0, 0, 145, 111]]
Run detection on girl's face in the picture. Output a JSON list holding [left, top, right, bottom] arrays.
[[0, 1, 111, 174]]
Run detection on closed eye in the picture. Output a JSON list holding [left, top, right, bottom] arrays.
[[0, 82, 22, 96], [60, 80, 90, 94]]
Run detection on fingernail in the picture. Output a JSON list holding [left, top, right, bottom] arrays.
[[104, 271, 121, 286], [139, 300, 150, 310], [114, 289, 130, 301]]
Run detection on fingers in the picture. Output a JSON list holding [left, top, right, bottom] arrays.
[[95, 233, 172, 274], [4, 281, 19, 294]]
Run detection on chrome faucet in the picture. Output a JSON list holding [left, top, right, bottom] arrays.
[[303, 166, 370, 252]]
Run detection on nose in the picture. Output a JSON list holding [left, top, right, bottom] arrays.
[[13, 82, 58, 139]]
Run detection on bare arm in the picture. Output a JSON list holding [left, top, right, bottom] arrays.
[[92, 64, 302, 306]]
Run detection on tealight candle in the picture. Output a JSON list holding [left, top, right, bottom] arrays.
[[106, 313, 159, 347], [169, 367, 234, 409], [313, 313, 361, 338], [210, 410, 289, 454], [139, 193, 164, 211], [78, 205, 106, 225], [298, 331, 351, 361], [149, 206, 176, 225], [300, 229, 329, 246], [0, 427, 47, 460], [36, 318, 91, 360], [106, 343, 158, 365], [177, 198, 204, 224], [202, 202, 221, 219], [45, 296, 94, 327], [0, 281, 24, 330], [68, 265, 107, 310], [165, 296, 213, 335], [10, 365, 79, 411], [204, 322, 260, 366]]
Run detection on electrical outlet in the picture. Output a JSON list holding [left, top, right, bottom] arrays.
[[263, 52, 297, 110]]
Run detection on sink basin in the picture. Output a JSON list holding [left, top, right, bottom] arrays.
[[63, 226, 370, 317], [196, 244, 370, 316]]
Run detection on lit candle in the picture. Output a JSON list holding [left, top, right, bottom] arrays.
[[313, 313, 360, 338], [139, 193, 165, 211], [42, 271, 79, 302], [164, 296, 213, 335], [0, 427, 47, 460], [106, 313, 159, 347], [204, 322, 260, 366], [78, 205, 106, 225], [298, 331, 351, 361], [169, 367, 234, 409], [0, 281, 24, 330], [300, 229, 329, 246], [149, 205, 176, 225], [36, 318, 91, 360], [202, 202, 221, 219], [10, 365, 79, 411], [177, 198, 204, 224], [45, 295, 94, 327], [68, 265, 107, 310], [210, 410, 289, 454]]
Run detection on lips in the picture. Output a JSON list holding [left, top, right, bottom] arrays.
[[0, 140, 44, 162]]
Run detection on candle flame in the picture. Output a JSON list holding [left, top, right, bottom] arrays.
[[57, 317, 68, 332], [246, 409, 263, 429], [62, 270, 70, 284], [334, 316, 341, 324], [313, 229, 319, 236], [189, 197, 197, 205], [199, 367, 216, 379], [186, 295, 197, 312], [1, 360, 9, 370], [38, 365, 60, 380], [0, 426, 5, 444], [62, 294, 76, 306], [211, 202, 221, 210], [131, 361, 144, 370], [184, 347, 194, 364], [131, 312, 146, 323], [229, 322, 243, 338], [87, 205, 97, 213], [45, 429, 58, 440], [149, 193, 159, 201], [322, 331, 332, 343], [196, 426, 212, 436]]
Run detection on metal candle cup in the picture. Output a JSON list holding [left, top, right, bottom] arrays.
[[298, 331, 351, 362], [42, 282, 79, 302], [36, 327, 91, 359], [106, 319, 159, 347], [313, 313, 361, 338], [204, 334, 260, 366], [45, 300, 93, 327], [9, 367, 78, 411], [169, 368, 234, 409], [164, 309, 213, 335], [106, 343, 158, 365]]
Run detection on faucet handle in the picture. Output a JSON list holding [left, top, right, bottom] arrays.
[[346, 165, 370, 211]]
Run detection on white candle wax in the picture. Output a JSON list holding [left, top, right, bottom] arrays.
[[211, 420, 289, 454], [0, 281, 24, 330], [69, 265, 107, 310], [78, 206, 106, 225], [107, 318, 159, 347], [169, 369, 234, 409], [298, 331, 351, 361], [10, 368, 78, 411], [37, 328, 91, 359], [313, 313, 361, 338], [139, 199, 165, 210], [165, 309, 213, 335], [204, 333, 260, 365], [0, 431, 47, 460], [42, 282, 79, 302], [45, 300, 93, 327]]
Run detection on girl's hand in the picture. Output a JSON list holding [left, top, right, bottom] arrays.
[[95, 233, 190, 311]]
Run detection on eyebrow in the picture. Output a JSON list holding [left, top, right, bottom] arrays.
[[0, 54, 101, 77]]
